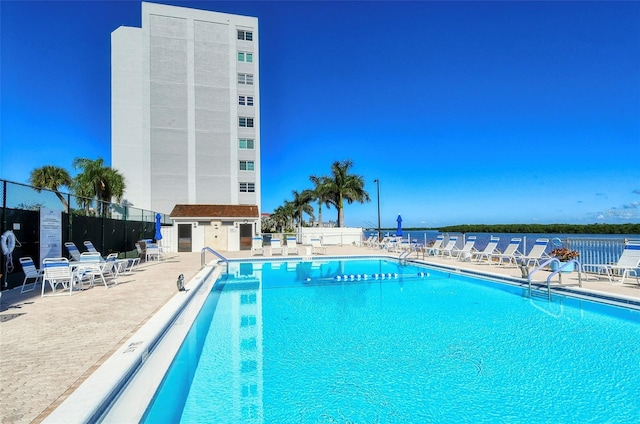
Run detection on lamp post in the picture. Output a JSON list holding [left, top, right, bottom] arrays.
[[374, 179, 381, 241]]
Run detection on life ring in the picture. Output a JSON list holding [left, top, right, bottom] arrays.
[[1, 230, 16, 255]]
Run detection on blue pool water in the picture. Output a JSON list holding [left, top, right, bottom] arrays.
[[142, 258, 640, 423]]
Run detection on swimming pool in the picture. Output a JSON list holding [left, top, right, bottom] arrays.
[[116, 258, 640, 422]]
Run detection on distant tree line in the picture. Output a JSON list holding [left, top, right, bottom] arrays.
[[397, 223, 640, 235]]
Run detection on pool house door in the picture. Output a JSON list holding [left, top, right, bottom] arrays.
[[177, 224, 192, 252], [239, 224, 252, 250]]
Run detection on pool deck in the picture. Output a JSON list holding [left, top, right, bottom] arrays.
[[1, 245, 639, 423]]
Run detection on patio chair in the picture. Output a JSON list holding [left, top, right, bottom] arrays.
[[19, 257, 43, 294], [426, 235, 444, 256], [519, 238, 551, 268], [440, 236, 459, 258], [496, 238, 523, 266], [135, 242, 145, 262], [64, 241, 82, 262], [270, 238, 284, 256], [453, 236, 477, 261], [251, 237, 265, 256], [285, 237, 298, 255], [310, 238, 327, 255], [42, 257, 74, 297], [472, 237, 500, 263], [582, 242, 640, 285], [146, 244, 161, 261], [74, 252, 111, 289]]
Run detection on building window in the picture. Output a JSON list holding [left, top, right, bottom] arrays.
[[238, 73, 253, 85], [240, 161, 255, 171], [238, 51, 253, 63], [239, 139, 255, 149], [238, 96, 254, 106], [239, 117, 254, 128], [240, 182, 255, 193], [238, 30, 253, 41]]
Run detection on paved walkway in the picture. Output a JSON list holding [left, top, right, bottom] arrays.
[[1, 246, 638, 423]]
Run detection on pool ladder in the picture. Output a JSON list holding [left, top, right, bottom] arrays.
[[527, 258, 582, 301], [398, 244, 420, 263], [201, 246, 229, 270]]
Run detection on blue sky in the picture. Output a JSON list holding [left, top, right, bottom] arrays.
[[1, 0, 639, 228]]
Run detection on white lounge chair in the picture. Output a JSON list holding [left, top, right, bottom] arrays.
[[64, 242, 82, 262], [472, 237, 500, 263], [582, 242, 640, 285], [83, 240, 101, 256], [19, 257, 43, 294], [310, 238, 327, 255], [426, 235, 444, 256], [519, 238, 550, 267], [496, 238, 523, 266], [42, 257, 74, 297], [454, 236, 477, 261], [251, 237, 265, 256], [285, 237, 298, 255], [270, 238, 284, 256], [440, 236, 459, 258]]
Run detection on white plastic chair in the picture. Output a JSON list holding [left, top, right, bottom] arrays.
[[440, 236, 459, 258], [519, 239, 550, 267], [42, 257, 74, 297], [270, 239, 283, 256], [251, 237, 265, 256], [582, 242, 640, 285], [146, 244, 160, 261], [496, 238, 523, 266], [472, 237, 500, 263], [286, 237, 298, 255], [20, 257, 43, 294], [310, 238, 327, 255], [64, 242, 82, 262]]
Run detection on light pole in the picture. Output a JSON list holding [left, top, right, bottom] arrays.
[[374, 179, 381, 241]]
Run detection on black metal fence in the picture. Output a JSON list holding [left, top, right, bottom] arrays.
[[1, 179, 170, 290]]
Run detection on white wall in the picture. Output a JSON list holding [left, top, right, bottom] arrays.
[[300, 227, 364, 246]]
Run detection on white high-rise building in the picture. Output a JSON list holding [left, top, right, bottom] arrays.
[[111, 2, 260, 218]]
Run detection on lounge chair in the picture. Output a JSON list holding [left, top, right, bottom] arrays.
[[310, 238, 327, 255], [440, 236, 459, 258], [64, 242, 82, 262], [472, 237, 500, 263], [453, 236, 477, 261], [519, 238, 550, 267], [426, 235, 444, 256], [19, 257, 43, 294], [270, 238, 284, 256], [251, 237, 265, 256], [582, 242, 640, 285], [285, 237, 298, 255], [42, 257, 74, 296], [496, 238, 523, 266], [83, 240, 101, 255]]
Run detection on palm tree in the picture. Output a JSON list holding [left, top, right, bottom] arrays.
[[271, 201, 295, 232], [72, 158, 126, 216], [291, 189, 315, 232], [324, 160, 371, 227], [29, 165, 73, 212], [309, 175, 332, 227]]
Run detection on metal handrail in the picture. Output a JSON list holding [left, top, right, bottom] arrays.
[[528, 258, 582, 301], [201, 246, 228, 269]]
